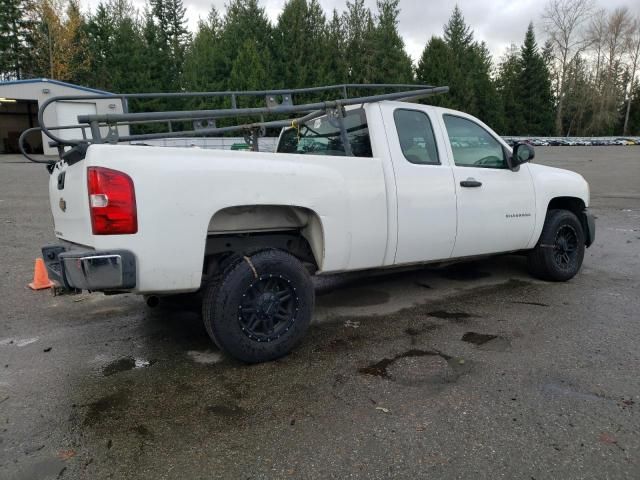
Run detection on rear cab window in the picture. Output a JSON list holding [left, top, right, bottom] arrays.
[[393, 109, 440, 165], [277, 108, 372, 157]]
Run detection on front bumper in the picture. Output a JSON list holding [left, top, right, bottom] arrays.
[[583, 209, 596, 247], [42, 245, 136, 292]]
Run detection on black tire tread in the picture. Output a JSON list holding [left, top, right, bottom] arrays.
[[202, 249, 313, 363], [528, 209, 585, 282]]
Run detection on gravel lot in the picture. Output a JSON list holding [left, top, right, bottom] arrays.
[[1, 147, 639, 479]]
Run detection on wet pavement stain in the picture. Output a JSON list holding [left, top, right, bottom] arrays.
[[427, 310, 478, 322], [131, 425, 153, 437], [404, 324, 441, 345], [511, 301, 550, 307], [317, 334, 363, 353], [83, 390, 129, 426], [461, 332, 498, 345], [102, 357, 156, 376]]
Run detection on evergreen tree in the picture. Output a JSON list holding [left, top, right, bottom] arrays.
[[85, 3, 115, 89], [416, 36, 454, 107], [273, 0, 328, 89], [147, 0, 189, 91], [416, 6, 499, 128], [0, 0, 35, 79], [626, 83, 640, 135], [441, 5, 477, 113], [342, 0, 375, 83], [230, 38, 269, 91], [109, 16, 148, 93], [472, 41, 502, 129], [518, 22, 554, 135], [183, 8, 225, 95], [323, 9, 348, 85], [369, 0, 413, 84], [496, 45, 523, 135], [219, 0, 274, 93]]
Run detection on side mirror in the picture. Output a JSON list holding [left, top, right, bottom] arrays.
[[509, 142, 535, 170]]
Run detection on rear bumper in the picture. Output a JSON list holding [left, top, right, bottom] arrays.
[[42, 245, 136, 292], [583, 209, 596, 247]]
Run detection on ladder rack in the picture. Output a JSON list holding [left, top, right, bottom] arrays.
[[20, 83, 448, 164]]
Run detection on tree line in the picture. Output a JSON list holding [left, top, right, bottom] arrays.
[[1, 0, 639, 136]]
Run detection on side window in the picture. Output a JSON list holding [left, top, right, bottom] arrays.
[[443, 114, 506, 169], [393, 109, 439, 165]]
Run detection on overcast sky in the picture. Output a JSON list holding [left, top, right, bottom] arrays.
[[87, 0, 638, 62]]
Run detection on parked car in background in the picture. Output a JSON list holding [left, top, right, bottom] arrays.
[[615, 138, 637, 145]]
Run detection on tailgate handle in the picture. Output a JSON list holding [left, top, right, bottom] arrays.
[[57, 171, 66, 190], [460, 178, 482, 188]]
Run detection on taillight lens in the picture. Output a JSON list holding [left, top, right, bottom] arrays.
[[87, 167, 137, 235]]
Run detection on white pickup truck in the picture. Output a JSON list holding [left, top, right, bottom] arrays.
[[33, 85, 595, 363]]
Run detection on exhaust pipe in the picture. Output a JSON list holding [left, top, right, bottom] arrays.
[[145, 295, 160, 308]]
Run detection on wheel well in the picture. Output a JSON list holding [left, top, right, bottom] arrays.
[[547, 196, 589, 242], [547, 197, 585, 217], [203, 205, 324, 278]]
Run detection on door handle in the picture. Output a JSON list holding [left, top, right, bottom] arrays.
[[460, 178, 482, 188]]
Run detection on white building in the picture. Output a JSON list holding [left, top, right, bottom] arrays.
[[0, 78, 127, 156]]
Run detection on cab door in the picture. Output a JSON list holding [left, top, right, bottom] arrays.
[[381, 104, 457, 265], [438, 112, 536, 257]]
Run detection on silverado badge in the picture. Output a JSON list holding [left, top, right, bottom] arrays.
[[59, 197, 66, 212]]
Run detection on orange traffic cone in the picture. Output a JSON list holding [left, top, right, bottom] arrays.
[[28, 258, 54, 290]]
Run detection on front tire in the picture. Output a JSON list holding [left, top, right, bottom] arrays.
[[202, 250, 314, 363], [528, 209, 585, 281]]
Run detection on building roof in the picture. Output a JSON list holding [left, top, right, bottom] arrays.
[[0, 78, 114, 95]]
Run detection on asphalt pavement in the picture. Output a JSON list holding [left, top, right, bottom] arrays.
[[1, 147, 639, 479]]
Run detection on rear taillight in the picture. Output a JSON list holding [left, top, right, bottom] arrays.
[[87, 167, 137, 235]]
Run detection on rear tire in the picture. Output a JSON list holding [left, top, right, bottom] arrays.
[[528, 209, 585, 281], [202, 250, 314, 363]]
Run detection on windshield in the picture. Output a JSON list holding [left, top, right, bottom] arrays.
[[277, 108, 372, 157]]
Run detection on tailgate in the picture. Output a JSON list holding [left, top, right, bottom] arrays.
[[49, 160, 94, 247]]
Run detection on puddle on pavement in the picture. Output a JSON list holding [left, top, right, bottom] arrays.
[[359, 349, 470, 386], [461, 332, 511, 351], [317, 288, 390, 307], [102, 357, 156, 376], [359, 349, 447, 378], [427, 310, 478, 322]]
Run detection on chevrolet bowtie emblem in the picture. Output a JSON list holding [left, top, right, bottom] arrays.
[[59, 197, 66, 212]]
